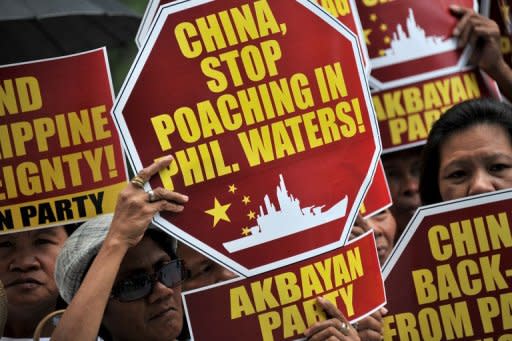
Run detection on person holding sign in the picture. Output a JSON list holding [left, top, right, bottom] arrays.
[[349, 212, 395, 341], [451, 4, 512, 101], [420, 98, 512, 204], [177, 243, 238, 341], [51, 156, 189, 341]]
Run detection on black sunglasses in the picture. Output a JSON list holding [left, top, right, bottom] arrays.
[[110, 259, 187, 302]]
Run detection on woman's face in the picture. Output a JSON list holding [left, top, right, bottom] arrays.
[[438, 123, 512, 201], [178, 243, 237, 291], [367, 209, 397, 265], [382, 148, 422, 231], [102, 236, 183, 341], [0, 227, 67, 315]]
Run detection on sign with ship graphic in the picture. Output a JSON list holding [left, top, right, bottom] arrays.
[[356, 0, 477, 90], [356, 0, 500, 152], [222, 174, 349, 253], [113, 0, 381, 276]]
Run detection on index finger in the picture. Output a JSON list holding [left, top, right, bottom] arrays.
[[449, 4, 472, 18], [451, 6, 474, 37], [316, 296, 348, 322], [137, 155, 174, 181]]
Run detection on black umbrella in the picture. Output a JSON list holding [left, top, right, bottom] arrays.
[[0, 0, 141, 64]]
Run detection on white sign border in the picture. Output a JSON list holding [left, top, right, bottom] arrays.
[[114, 0, 382, 277], [382, 188, 512, 279]]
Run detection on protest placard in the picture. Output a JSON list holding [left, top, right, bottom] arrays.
[[353, 0, 503, 151], [373, 67, 496, 152], [356, 0, 477, 90], [136, 0, 370, 75], [359, 160, 392, 218], [381, 189, 512, 340], [184, 231, 385, 341], [113, 0, 381, 276], [0, 49, 126, 232], [311, 0, 370, 74]]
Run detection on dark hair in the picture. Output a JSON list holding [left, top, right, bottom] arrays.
[[145, 227, 178, 259], [63, 223, 79, 236], [420, 98, 512, 204]]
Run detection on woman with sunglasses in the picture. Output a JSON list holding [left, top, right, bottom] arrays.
[[51, 156, 189, 341], [52, 155, 360, 341]]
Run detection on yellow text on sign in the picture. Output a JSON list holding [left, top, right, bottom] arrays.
[[229, 247, 364, 341], [372, 72, 480, 146]]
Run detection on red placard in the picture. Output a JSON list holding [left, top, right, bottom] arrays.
[[0, 49, 127, 233], [312, 0, 370, 74], [381, 189, 512, 340], [137, 0, 370, 76], [184, 231, 385, 341], [356, 0, 477, 90], [373, 67, 497, 152], [360, 160, 392, 218], [113, 0, 381, 276]]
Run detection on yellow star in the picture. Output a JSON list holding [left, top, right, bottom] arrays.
[[364, 28, 372, 45], [242, 195, 251, 205], [241, 227, 251, 236], [205, 198, 231, 227], [379, 49, 386, 56], [370, 13, 377, 22], [379, 23, 388, 32], [247, 210, 256, 220], [228, 184, 237, 194], [359, 203, 367, 215], [384, 36, 391, 44]]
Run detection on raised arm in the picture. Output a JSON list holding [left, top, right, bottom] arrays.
[[51, 156, 188, 341]]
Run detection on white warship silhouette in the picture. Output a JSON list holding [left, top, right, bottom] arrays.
[[372, 8, 457, 69], [222, 174, 348, 253]]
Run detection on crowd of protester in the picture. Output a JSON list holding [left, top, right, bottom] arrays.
[[1, 3, 512, 341]]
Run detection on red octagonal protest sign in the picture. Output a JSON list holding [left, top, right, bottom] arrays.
[[113, 0, 380, 276]]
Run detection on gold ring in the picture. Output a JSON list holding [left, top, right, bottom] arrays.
[[130, 175, 145, 189], [339, 321, 349, 335], [147, 190, 158, 203]]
